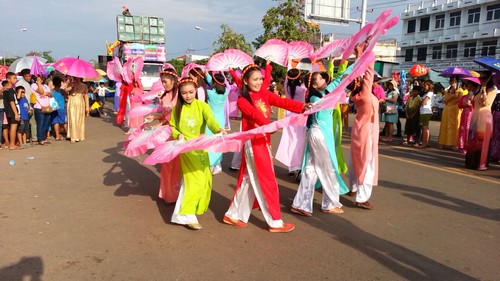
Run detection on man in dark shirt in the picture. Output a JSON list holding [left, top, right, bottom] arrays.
[[3, 72, 20, 149]]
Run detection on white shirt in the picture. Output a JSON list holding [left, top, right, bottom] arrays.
[[420, 91, 434, 114], [97, 86, 107, 97]]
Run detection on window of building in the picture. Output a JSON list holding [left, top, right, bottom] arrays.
[[468, 8, 480, 24], [481, 41, 497, 56], [432, 46, 442, 60], [446, 44, 458, 58], [405, 49, 414, 62], [450, 11, 461, 27], [420, 17, 430, 31], [407, 19, 416, 33], [464, 42, 476, 57], [435, 14, 445, 29], [486, 4, 500, 21], [417, 47, 427, 61]]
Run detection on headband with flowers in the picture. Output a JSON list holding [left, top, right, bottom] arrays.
[[241, 64, 259, 79], [212, 73, 225, 86], [178, 78, 198, 87], [160, 70, 179, 79], [286, 69, 301, 80], [191, 68, 204, 79]]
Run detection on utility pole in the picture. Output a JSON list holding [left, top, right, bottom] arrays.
[[360, 0, 368, 29]]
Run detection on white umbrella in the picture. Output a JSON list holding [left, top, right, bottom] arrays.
[[8, 56, 48, 73]]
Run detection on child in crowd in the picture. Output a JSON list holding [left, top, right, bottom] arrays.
[[95, 82, 108, 106], [51, 77, 68, 140], [16, 86, 30, 148], [415, 80, 435, 148], [3, 72, 20, 150], [169, 77, 225, 230], [404, 85, 422, 145], [1, 80, 8, 148]]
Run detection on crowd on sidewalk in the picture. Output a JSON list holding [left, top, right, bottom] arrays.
[[0, 68, 114, 151]]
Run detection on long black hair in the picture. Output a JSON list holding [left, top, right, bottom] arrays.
[[159, 68, 178, 101], [304, 71, 327, 128], [286, 68, 302, 100], [173, 78, 197, 127], [212, 73, 226, 95], [304, 72, 326, 103], [240, 64, 261, 106], [189, 67, 207, 102]]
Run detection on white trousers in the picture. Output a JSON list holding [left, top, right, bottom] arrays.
[[348, 124, 375, 203], [171, 179, 199, 225], [225, 140, 283, 228], [292, 126, 342, 213], [211, 163, 222, 175]]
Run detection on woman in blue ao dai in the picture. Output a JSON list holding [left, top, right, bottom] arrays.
[[290, 71, 350, 216], [205, 73, 230, 174]]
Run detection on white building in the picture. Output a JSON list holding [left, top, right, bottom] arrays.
[[395, 0, 500, 71]]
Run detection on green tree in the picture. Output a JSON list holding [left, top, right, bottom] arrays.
[[167, 59, 185, 75], [260, 0, 320, 44], [26, 50, 56, 63], [257, 0, 321, 78], [212, 24, 253, 55]]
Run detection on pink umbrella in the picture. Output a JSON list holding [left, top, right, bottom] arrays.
[[30, 56, 46, 76], [54, 57, 99, 79], [0, 65, 8, 80]]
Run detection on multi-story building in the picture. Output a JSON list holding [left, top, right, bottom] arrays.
[[395, 0, 500, 72]]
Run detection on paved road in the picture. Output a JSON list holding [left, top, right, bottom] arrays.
[[1, 110, 499, 281]]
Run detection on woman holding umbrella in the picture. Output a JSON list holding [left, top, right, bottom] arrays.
[[53, 57, 96, 142], [438, 76, 463, 150], [65, 77, 89, 143]]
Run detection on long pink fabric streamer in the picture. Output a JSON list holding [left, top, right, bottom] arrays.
[[125, 125, 172, 157], [144, 52, 376, 165], [143, 11, 398, 165], [144, 114, 308, 165], [341, 10, 392, 62]]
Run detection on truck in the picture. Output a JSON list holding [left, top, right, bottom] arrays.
[[112, 14, 167, 91]]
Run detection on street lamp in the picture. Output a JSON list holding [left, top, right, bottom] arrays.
[[194, 26, 217, 34], [1, 28, 28, 65]]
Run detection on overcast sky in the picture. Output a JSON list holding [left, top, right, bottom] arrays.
[[0, 0, 411, 62]]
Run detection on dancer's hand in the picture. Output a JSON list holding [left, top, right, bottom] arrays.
[[302, 102, 313, 112]]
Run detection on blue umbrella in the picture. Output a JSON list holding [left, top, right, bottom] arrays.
[[473, 57, 500, 72]]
